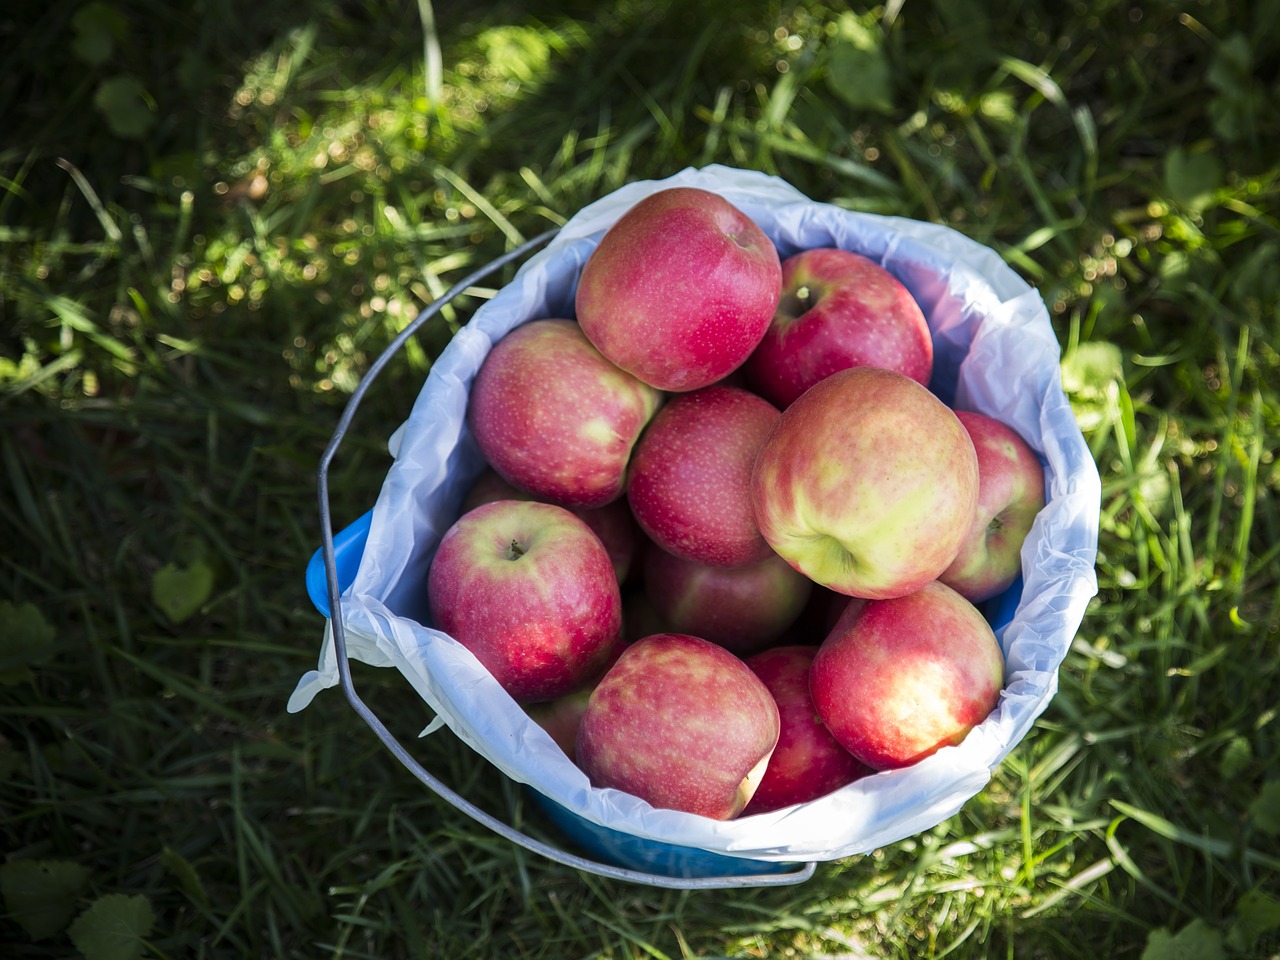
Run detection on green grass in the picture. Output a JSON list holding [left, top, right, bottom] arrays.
[[2, 0, 1279, 957]]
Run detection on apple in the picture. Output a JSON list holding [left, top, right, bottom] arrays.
[[741, 645, 871, 814], [524, 686, 595, 764], [641, 544, 812, 656], [575, 187, 783, 392], [744, 247, 934, 408], [938, 410, 1046, 603], [463, 467, 642, 584], [576, 633, 780, 819], [750, 366, 979, 599], [427, 499, 622, 703], [809, 581, 1005, 770], [627, 384, 780, 567], [468, 319, 663, 508]]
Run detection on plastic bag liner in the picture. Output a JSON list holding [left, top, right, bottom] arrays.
[[287, 164, 1100, 864]]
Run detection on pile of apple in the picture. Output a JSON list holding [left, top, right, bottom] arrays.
[[426, 186, 1046, 822]]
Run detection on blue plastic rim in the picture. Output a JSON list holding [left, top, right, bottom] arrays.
[[306, 509, 372, 618], [304, 509, 1024, 879]]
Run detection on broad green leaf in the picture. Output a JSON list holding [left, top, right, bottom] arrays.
[[1206, 34, 1258, 142], [1207, 34, 1252, 98], [0, 600, 56, 685], [1218, 736, 1253, 780], [93, 76, 156, 140], [72, 29, 114, 65], [177, 51, 211, 92], [1164, 146, 1222, 210], [1141, 919, 1224, 960], [160, 846, 209, 907], [0, 859, 91, 940], [68, 894, 155, 960], [151, 560, 214, 624], [1248, 780, 1280, 836], [825, 14, 892, 114], [71, 2, 128, 65], [1228, 889, 1280, 952]]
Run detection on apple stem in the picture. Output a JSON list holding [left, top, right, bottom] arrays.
[[779, 285, 812, 318], [507, 539, 526, 560]]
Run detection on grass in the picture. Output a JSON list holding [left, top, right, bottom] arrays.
[[2, 0, 1279, 956]]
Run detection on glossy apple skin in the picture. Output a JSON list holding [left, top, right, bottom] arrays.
[[627, 385, 780, 567], [745, 247, 933, 408], [427, 500, 623, 703], [575, 187, 783, 392], [642, 544, 812, 656], [468, 319, 663, 508], [938, 410, 1047, 603], [576, 633, 780, 820], [741, 646, 871, 814], [750, 366, 979, 599], [463, 468, 641, 584], [809, 581, 1005, 770]]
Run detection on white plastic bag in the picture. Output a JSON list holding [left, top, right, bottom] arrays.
[[288, 164, 1100, 862]]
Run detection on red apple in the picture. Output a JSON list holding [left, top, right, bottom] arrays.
[[524, 686, 595, 764], [627, 385, 780, 567], [750, 366, 979, 599], [575, 187, 782, 392], [741, 646, 871, 814], [427, 500, 622, 703], [745, 247, 933, 408], [938, 410, 1046, 603], [463, 468, 641, 584], [576, 633, 780, 819], [810, 581, 1005, 770], [642, 544, 812, 656], [468, 319, 663, 508]]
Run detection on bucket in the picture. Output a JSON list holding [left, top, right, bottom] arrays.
[[292, 165, 1101, 889]]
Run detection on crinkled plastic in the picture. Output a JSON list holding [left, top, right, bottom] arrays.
[[288, 164, 1101, 863]]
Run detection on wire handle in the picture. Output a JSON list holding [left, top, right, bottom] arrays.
[[314, 228, 818, 889]]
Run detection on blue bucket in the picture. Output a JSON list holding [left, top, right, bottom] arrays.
[[304, 508, 1021, 883], [297, 166, 1098, 889]]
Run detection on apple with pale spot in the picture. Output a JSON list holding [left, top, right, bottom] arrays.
[[745, 247, 933, 408], [641, 544, 812, 656], [576, 633, 780, 819], [627, 384, 780, 567], [810, 580, 1005, 770], [463, 467, 642, 584], [468, 319, 663, 508], [751, 366, 979, 599], [427, 499, 622, 703], [575, 187, 782, 392], [741, 645, 871, 814], [939, 410, 1046, 603]]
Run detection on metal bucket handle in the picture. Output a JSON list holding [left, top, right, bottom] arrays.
[[314, 227, 818, 889]]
